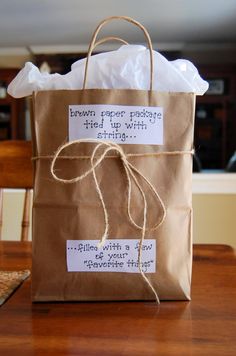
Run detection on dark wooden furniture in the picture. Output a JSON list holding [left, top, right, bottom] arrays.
[[0, 141, 33, 241], [195, 64, 236, 169], [0, 241, 235, 355], [0, 68, 25, 140]]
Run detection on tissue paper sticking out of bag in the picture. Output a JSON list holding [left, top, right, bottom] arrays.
[[7, 45, 208, 98]]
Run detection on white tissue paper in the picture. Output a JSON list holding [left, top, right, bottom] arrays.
[[7, 45, 208, 98]]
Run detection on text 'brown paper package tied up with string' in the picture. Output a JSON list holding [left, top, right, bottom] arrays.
[[31, 16, 195, 302]]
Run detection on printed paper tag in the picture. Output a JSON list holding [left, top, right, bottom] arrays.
[[67, 239, 156, 273], [69, 104, 163, 145]]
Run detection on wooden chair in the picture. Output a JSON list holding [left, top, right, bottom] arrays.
[[0, 140, 33, 241]]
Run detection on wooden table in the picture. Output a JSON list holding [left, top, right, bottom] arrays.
[[0, 242, 236, 356]]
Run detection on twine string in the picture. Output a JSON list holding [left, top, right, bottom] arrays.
[[88, 141, 164, 302], [50, 139, 168, 302], [45, 139, 194, 303]]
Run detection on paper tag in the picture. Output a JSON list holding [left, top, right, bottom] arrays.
[[67, 239, 156, 273], [69, 104, 163, 145]]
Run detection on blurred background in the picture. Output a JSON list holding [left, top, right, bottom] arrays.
[[0, 0, 235, 246]]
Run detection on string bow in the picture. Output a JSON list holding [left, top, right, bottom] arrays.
[[51, 139, 167, 303]]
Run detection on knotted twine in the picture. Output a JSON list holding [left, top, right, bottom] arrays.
[[46, 138, 194, 303]]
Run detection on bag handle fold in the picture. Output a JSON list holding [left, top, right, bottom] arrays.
[[83, 16, 154, 91]]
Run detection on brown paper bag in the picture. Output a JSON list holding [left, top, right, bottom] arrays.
[[31, 16, 195, 302]]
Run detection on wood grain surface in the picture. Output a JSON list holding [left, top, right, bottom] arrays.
[[0, 241, 236, 356]]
